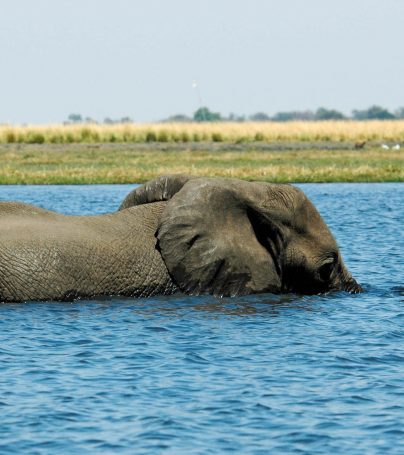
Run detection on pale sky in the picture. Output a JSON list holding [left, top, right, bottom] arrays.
[[1, 0, 403, 124]]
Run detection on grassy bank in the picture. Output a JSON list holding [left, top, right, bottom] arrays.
[[0, 144, 402, 184], [1, 120, 404, 144]]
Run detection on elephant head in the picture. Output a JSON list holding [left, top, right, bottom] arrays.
[[120, 175, 362, 297]]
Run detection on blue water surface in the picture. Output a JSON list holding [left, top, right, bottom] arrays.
[[0, 183, 403, 454]]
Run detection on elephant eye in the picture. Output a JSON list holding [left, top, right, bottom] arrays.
[[318, 254, 337, 281]]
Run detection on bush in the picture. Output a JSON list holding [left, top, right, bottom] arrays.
[[5, 130, 16, 143], [49, 134, 63, 144], [157, 130, 169, 142], [91, 131, 101, 142], [80, 128, 92, 142], [122, 129, 132, 142], [171, 132, 181, 142], [26, 132, 45, 144], [65, 132, 75, 143], [211, 132, 223, 142], [145, 131, 157, 142]]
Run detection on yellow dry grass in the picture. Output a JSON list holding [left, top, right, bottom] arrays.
[[1, 120, 404, 144]]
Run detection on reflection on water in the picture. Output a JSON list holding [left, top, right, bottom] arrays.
[[0, 183, 403, 454], [111, 292, 311, 317]]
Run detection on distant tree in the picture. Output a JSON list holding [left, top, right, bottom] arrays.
[[227, 113, 245, 122], [271, 112, 293, 122], [120, 117, 133, 123], [193, 107, 222, 122], [314, 107, 345, 120], [249, 112, 271, 121], [352, 105, 395, 120], [68, 113, 83, 123], [162, 114, 192, 122], [294, 110, 315, 121], [103, 117, 114, 124], [352, 109, 366, 120], [272, 110, 314, 121], [84, 117, 97, 124]]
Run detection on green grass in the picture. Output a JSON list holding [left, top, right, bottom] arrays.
[[0, 145, 402, 184]]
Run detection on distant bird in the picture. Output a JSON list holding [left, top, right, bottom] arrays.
[[381, 144, 390, 150], [392, 144, 401, 150], [354, 141, 366, 149]]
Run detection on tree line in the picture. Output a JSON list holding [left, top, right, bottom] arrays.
[[186, 105, 404, 122], [66, 105, 404, 124]]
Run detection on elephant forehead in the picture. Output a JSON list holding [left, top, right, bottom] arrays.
[[176, 178, 300, 215]]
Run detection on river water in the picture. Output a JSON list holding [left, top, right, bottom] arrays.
[[0, 183, 402, 454]]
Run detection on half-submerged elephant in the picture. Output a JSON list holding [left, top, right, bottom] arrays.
[[0, 175, 361, 302]]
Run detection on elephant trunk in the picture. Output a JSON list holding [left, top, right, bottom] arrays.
[[340, 265, 363, 294], [344, 277, 363, 294]]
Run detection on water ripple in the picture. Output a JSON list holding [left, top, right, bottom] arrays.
[[0, 183, 403, 454]]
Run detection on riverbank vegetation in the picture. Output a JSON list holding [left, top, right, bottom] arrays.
[[0, 143, 402, 184]]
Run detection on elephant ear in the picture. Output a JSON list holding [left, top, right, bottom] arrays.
[[157, 178, 284, 297], [119, 174, 196, 210]]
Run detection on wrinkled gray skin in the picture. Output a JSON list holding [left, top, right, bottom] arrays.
[[0, 175, 361, 302]]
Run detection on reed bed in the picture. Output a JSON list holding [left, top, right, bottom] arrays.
[[1, 121, 404, 144]]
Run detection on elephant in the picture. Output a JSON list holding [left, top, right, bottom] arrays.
[[0, 174, 362, 302]]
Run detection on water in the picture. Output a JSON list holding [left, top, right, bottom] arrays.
[[0, 183, 402, 454]]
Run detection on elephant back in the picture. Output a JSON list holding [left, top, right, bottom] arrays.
[[119, 174, 195, 210]]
